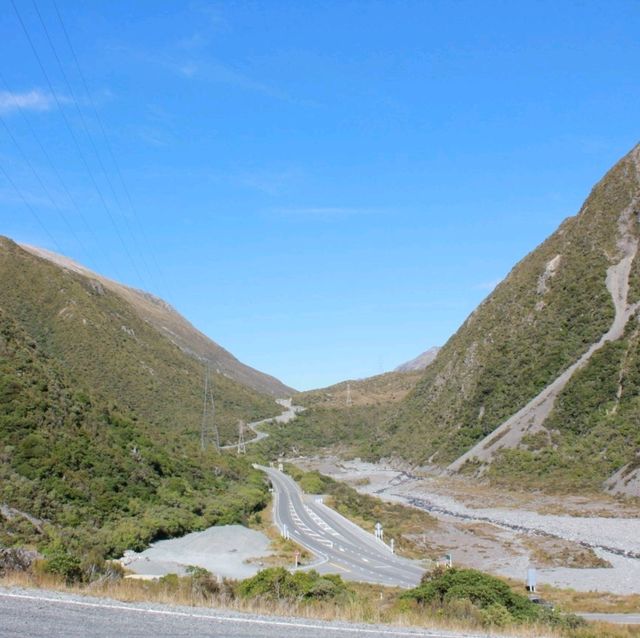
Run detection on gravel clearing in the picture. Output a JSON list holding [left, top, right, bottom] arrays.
[[120, 525, 274, 580]]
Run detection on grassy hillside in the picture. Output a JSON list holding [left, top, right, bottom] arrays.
[[0, 307, 268, 561], [380, 144, 640, 474], [0, 238, 279, 445], [296, 370, 423, 410], [274, 145, 640, 495], [22, 245, 294, 398], [488, 320, 640, 492]]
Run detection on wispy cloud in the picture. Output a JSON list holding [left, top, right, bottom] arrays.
[[232, 168, 301, 195], [0, 89, 68, 115]]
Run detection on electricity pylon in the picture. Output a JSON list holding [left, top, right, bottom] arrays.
[[200, 365, 220, 451], [237, 420, 246, 455]]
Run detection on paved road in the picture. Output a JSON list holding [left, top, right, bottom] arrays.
[[261, 466, 425, 588], [221, 399, 302, 450], [579, 613, 640, 625], [0, 589, 490, 638]]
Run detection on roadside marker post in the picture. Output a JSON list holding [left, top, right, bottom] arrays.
[[526, 567, 537, 592]]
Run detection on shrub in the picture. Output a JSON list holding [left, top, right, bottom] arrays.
[[238, 567, 350, 602], [403, 568, 539, 623], [43, 547, 83, 584]]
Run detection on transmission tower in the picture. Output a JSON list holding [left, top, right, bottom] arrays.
[[346, 382, 353, 407], [200, 366, 220, 451], [237, 420, 246, 455]]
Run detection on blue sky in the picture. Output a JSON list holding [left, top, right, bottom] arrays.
[[1, 1, 639, 390]]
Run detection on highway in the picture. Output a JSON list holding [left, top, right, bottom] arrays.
[[0, 589, 495, 638], [221, 399, 302, 450], [261, 466, 425, 588]]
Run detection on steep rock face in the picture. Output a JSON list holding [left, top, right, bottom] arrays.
[[20, 244, 293, 398], [386, 144, 640, 493]]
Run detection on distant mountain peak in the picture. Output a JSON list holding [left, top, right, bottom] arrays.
[[395, 346, 440, 372]]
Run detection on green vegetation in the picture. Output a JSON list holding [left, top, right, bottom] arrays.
[[0, 305, 269, 563], [384, 146, 640, 480], [403, 567, 584, 631], [238, 567, 351, 602], [0, 238, 279, 446], [489, 321, 640, 491], [257, 404, 385, 460]]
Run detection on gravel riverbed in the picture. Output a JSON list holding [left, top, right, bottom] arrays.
[[297, 457, 640, 595]]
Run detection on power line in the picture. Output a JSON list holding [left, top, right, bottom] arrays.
[[51, 0, 171, 301], [30, 0, 152, 292], [0, 111, 92, 264], [11, 0, 140, 285], [0, 162, 62, 254], [0, 70, 117, 276]]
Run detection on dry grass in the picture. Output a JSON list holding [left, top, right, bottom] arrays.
[[521, 537, 611, 569], [297, 371, 423, 409], [415, 473, 640, 518], [536, 584, 640, 614], [0, 570, 581, 638]]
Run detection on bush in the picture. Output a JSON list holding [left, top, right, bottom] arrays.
[[403, 568, 539, 623], [238, 567, 350, 602], [43, 547, 83, 584], [481, 602, 513, 627]]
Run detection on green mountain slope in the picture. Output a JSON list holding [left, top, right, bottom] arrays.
[[382, 142, 640, 492], [21, 244, 293, 398], [0, 238, 280, 445], [275, 143, 640, 495], [0, 306, 268, 559], [297, 370, 424, 410]]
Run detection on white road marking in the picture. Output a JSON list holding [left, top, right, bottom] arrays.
[[0, 591, 482, 637]]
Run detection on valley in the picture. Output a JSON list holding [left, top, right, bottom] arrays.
[[4, 145, 640, 635], [3, 4, 640, 635]]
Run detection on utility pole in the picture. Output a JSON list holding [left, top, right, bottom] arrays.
[[200, 365, 220, 452], [237, 419, 246, 455], [346, 382, 353, 407]]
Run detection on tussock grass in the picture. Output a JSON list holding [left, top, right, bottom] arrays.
[[0, 571, 570, 637]]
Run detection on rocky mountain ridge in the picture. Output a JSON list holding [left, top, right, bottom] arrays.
[[394, 347, 441, 372]]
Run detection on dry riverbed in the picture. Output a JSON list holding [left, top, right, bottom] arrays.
[[293, 456, 640, 596]]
